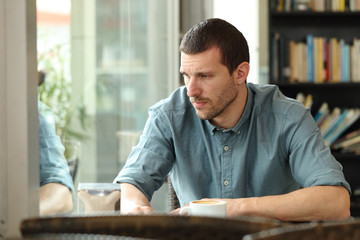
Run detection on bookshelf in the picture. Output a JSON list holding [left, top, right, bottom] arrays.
[[268, 0, 360, 215]]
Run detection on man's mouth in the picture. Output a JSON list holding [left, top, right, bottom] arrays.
[[190, 97, 207, 108], [193, 102, 207, 108]]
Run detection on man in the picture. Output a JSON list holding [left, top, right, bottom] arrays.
[[39, 101, 74, 215], [114, 18, 351, 221]]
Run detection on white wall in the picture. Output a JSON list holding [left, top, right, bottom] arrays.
[[213, 0, 260, 84], [0, 0, 39, 238]]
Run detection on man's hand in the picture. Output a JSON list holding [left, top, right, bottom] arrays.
[[169, 201, 191, 215], [40, 183, 73, 216], [122, 205, 155, 214], [120, 183, 155, 214]]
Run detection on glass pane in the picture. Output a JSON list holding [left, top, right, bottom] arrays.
[[93, 0, 176, 182], [37, 0, 178, 213]]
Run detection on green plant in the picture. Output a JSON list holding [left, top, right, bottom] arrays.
[[38, 44, 88, 159]]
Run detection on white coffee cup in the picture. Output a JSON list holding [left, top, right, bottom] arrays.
[[179, 199, 227, 217]]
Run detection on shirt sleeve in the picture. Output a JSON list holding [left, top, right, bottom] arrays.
[[113, 107, 175, 201], [283, 104, 351, 194], [38, 102, 74, 192]]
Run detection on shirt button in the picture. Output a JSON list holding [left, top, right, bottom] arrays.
[[237, 130, 241, 135], [224, 180, 229, 186], [224, 145, 229, 151]]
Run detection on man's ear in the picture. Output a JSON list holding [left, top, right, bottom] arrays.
[[234, 62, 250, 85]]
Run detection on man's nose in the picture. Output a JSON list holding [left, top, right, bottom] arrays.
[[186, 77, 201, 97]]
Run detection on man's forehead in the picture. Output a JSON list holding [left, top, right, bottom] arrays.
[[180, 61, 212, 74], [180, 50, 222, 72]]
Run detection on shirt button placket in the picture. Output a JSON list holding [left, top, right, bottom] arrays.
[[222, 144, 232, 197]]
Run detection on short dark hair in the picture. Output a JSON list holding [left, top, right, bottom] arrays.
[[180, 18, 250, 74]]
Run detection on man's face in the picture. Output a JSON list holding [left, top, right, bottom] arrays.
[[180, 47, 239, 122]]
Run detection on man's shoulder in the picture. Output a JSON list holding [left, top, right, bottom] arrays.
[[248, 83, 289, 102], [249, 83, 305, 114], [150, 86, 192, 113]]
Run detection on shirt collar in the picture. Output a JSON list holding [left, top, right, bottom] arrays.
[[206, 83, 254, 135]]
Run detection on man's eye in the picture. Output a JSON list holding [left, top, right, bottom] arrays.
[[201, 75, 208, 79]]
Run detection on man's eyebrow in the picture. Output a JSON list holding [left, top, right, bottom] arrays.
[[179, 70, 213, 75], [195, 71, 213, 76], [179, 70, 186, 75]]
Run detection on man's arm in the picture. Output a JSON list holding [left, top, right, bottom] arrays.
[[39, 183, 73, 216], [222, 185, 350, 221], [120, 183, 155, 214]]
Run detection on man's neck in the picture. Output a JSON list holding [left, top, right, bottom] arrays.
[[210, 84, 248, 129]]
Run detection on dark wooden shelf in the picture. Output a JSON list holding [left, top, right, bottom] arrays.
[[333, 152, 360, 161], [270, 11, 360, 17], [276, 83, 360, 110], [275, 82, 360, 88], [269, 9, 360, 42], [271, 81, 360, 90]]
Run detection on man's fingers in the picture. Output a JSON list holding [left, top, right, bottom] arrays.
[[123, 205, 155, 215]]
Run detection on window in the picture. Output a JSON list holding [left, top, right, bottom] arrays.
[[37, 0, 179, 211]]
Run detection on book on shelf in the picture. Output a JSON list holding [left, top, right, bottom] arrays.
[[307, 34, 314, 83], [325, 38, 331, 82], [323, 108, 349, 138], [303, 93, 313, 109], [295, 92, 313, 109], [341, 39, 351, 82], [341, 142, 360, 154], [270, 32, 280, 81], [314, 102, 330, 125], [277, 0, 285, 12], [271, 33, 292, 83], [323, 109, 360, 145], [296, 93, 360, 148], [332, 128, 360, 153], [319, 107, 342, 136], [271, 32, 360, 84], [289, 40, 307, 83], [314, 37, 326, 83], [296, 92, 306, 104], [352, 38, 360, 82], [330, 38, 339, 82]]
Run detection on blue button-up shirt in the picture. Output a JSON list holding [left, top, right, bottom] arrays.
[[115, 83, 350, 206], [39, 101, 74, 192]]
